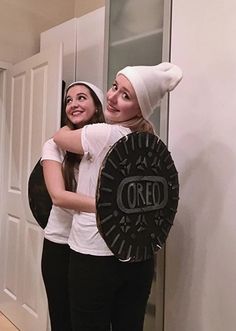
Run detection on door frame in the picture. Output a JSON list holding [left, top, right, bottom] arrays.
[[156, 0, 173, 330], [0, 61, 11, 189], [0, 62, 11, 185], [0, 62, 10, 315]]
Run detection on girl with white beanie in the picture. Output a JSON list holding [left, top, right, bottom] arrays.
[[54, 62, 183, 331]]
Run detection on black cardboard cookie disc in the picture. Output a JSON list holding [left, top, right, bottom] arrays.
[[96, 132, 179, 262], [28, 159, 52, 229]]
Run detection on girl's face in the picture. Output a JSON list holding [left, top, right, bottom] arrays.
[[65, 85, 97, 127], [105, 74, 142, 123]]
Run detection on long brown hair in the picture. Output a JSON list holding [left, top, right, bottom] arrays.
[[109, 116, 155, 135], [61, 83, 104, 192]]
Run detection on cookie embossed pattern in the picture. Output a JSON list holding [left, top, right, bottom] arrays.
[[96, 131, 179, 262]]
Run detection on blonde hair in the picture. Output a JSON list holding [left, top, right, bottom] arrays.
[[111, 116, 155, 135], [130, 117, 155, 134]]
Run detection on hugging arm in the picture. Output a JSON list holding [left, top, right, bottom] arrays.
[[42, 159, 95, 213], [53, 126, 84, 154]]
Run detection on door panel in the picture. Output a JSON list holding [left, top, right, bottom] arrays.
[[0, 43, 63, 331]]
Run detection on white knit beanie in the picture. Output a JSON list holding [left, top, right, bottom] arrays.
[[117, 62, 183, 119], [66, 81, 104, 107]]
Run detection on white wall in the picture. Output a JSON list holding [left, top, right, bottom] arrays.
[[165, 1, 236, 331], [75, 0, 104, 17], [0, 0, 75, 64], [0, 0, 104, 65]]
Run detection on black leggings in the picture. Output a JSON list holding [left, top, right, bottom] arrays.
[[41, 238, 72, 331], [69, 250, 154, 331]]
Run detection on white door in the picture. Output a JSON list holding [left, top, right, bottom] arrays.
[[0, 43, 63, 331]]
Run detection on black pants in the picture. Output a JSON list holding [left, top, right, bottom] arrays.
[[41, 238, 72, 331], [69, 250, 154, 331]]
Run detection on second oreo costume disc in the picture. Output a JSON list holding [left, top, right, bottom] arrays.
[[96, 132, 179, 262]]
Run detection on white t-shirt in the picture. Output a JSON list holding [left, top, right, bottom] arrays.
[[41, 138, 75, 244], [68, 123, 131, 255]]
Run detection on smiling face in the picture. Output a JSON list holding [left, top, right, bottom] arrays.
[[65, 84, 97, 127], [105, 74, 142, 123]]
